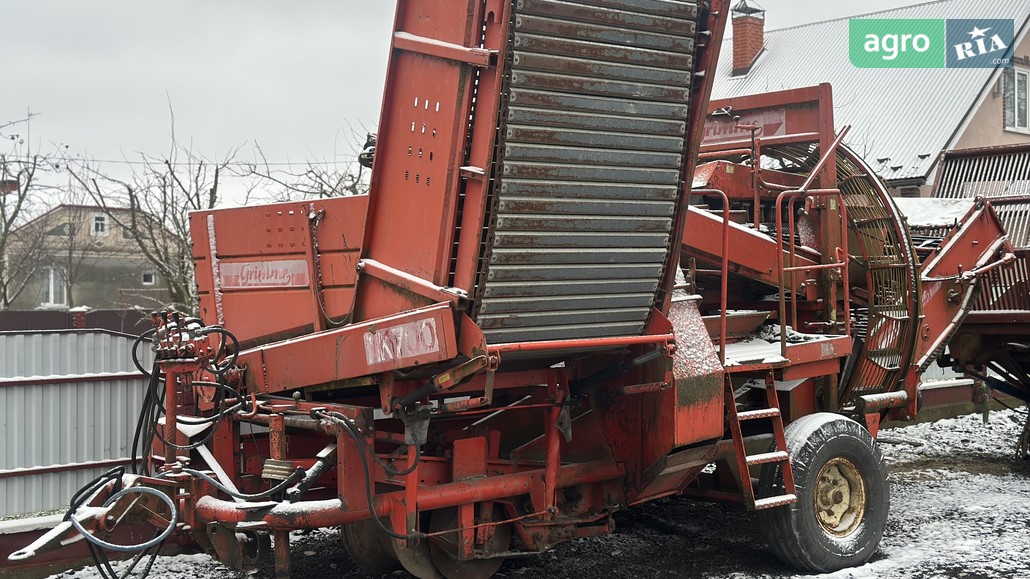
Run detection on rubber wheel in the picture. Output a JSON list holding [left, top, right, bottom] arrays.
[[758, 413, 889, 573], [428, 507, 510, 579], [341, 519, 401, 575], [393, 537, 443, 579]]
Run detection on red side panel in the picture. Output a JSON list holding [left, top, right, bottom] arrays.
[[359, 0, 487, 320], [191, 196, 367, 347]]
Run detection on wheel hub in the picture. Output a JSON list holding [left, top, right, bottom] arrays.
[[814, 457, 866, 537]]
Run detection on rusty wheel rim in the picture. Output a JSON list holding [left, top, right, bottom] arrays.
[[813, 457, 866, 537]]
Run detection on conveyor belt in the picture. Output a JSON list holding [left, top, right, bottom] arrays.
[[474, 0, 699, 343]]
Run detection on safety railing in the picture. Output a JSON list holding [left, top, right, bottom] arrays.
[[774, 128, 853, 357], [692, 189, 731, 364]]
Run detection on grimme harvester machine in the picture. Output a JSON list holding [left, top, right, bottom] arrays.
[[9, 1, 1030, 578]]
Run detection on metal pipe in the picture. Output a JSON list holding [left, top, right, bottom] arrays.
[[800, 126, 851, 193], [698, 148, 753, 159], [775, 185, 852, 356], [164, 370, 178, 465], [775, 191, 803, 356], [749, 130, 761, 228], [489, 334, 674, 355], [543, 404, 561, 517], [854, 391, 909, 414], [788, 194, 800, 328], [242, 412, 335, 435], [193, 460, 623, 530], [617, 382, 669, 396], [783, 262, 849, 273]]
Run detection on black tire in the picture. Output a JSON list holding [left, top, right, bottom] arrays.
[[341, 519, 401, 575], [393, 537, 443, 579], [758, 413, 889, 573], [428, 507, 510, 579]]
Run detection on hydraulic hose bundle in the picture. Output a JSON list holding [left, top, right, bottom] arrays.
[[67, 316, 244, 577]]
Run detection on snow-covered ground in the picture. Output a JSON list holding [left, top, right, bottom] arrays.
[[829, 409, 1030, 579], [47, 409, 1030, 579]]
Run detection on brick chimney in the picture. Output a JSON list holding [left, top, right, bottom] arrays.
[[731, 0, 765, 76]]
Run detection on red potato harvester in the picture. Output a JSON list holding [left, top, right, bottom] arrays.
[[10, 1, 1030, 578]]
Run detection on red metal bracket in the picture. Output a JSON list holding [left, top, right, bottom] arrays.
[[359, 258, 467, 305], [238, 302, 460, 393], [393, 31, 495, 67]]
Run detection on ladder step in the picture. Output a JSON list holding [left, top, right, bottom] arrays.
[[746, 451, 789, 467], [737, 408, 781, 421], [754, 494, 797, 510]]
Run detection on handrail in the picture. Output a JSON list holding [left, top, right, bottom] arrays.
[[692, 189, 731, 364], [775, 189, 851, 357], [773, 127, 853, 358]]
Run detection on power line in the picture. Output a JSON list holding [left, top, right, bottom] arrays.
[[0, 154, 359, 169]]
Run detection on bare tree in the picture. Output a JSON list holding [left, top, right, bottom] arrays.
[[0, 116, 57, 309], [68, 135, 243, 314], [246, 130, 373, 201]]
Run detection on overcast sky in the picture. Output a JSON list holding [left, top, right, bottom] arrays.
[[0, 0, 912, 196]]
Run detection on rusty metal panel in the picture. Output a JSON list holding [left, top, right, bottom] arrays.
[[361, 0, 485, 313], [191, 196, 367, 347], [489, 247, 669, 265], [483, 279, 661, 298], [475, 0, 699, 343], [508, 90, 688, 123]]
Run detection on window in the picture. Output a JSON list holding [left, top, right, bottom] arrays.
[[42, 267, 67, 306], [1003, 67, 1029, 134], [142, 272, 156, 286], [92, 214, 107, 236]]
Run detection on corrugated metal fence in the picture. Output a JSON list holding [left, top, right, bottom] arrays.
[[0, 330, 151, 518], [0, 309, 151, 334]]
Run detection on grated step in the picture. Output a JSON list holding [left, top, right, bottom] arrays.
[[746, 451, 789, 467], [754, 494, 797, 510], [736, 408, 780, 421]]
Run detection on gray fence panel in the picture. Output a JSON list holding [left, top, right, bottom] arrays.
[[0, 330, 151, 378], [0, 331, 151, 518]]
